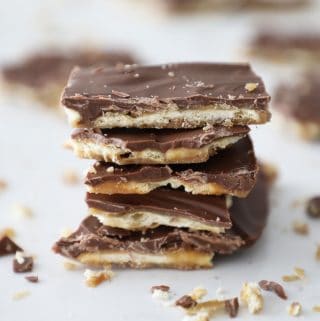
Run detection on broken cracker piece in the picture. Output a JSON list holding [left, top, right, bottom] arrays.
[[12, 290, 30, 300], [287, 302, 302, 316], [258, 280, 287, 300], [240, 282, 264, 314], [84, 268, 114, 287]]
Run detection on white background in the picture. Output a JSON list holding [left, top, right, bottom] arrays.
[[0, 1, 319, 320]]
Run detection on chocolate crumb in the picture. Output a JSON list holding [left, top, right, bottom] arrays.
[[176, 295, 197, 309], [306, 196, 320, 218], [0, 236, 22, 256], [151, 285, 170, 293], [224, 297, 239, 318], [25, 275, 38, 283], [258, 280, 287, 300], [111, 90, 130, 98], [0, 179, 7, 191], [13, 253, 33, 273]]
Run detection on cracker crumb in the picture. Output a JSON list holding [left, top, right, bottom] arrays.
[[287, 302, 302, 316], [0, 179, 7, 191], [189, 286, 207, 301], [282, 267, 305, 282], [240, 282, 264, 314], [12, 290, 30, 300], [315, 245, 320, 261], [84, 268, 114, 287], [292, 220, 309, 235], [62, 169, 79, 185], [183, 299, 225, 316], [294, 267, 305, 279], [245, 82, 259, 92], [313, 305, 320, 312], [151, 287, 171, 301], [11, 204, 33, 219], [106, 166, 115, 173], [60, 227, 73, 238], [0, 227, 15, 238], [62, 140, 73, 150], [63, 260, 79, 271]]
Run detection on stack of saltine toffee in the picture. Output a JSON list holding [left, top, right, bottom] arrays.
[[53, 62, 271, 269]]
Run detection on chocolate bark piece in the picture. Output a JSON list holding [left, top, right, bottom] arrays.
[[248, 30, 320, 64], [70, 125, 249, 165], [274, 71, 320, 140], [13, 255, 33, 273], [62, 63, 271, 128], [0, 236, 22, 256], [86, 188, 230, 233], [1, 49, 135, 107], [85, 136, 257, 197], [52, 172, 269, 269]]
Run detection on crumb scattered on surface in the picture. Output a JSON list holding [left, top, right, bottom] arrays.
[[189, 286, 207, 301], [84, 268, 114, 287], [245, 82, 259, 92], [0, 227, 15, 238], [258, 280, 287, 300], [12, 290, 30, 300], [292, 220, 309, 235], [224, 297, 239, 318], [176, 295, 198, 309], [60, 227, 73, 238], [282, 267, 305, 282], [13, 252, 33, 273], [315, 245, 320, 261], [306, 196, 320, 218], [63, 260, 80, 271], [62, 140, 73, 150], [151, 286, 171, 301], [62, 169, 80, 185], [0, 179, 7, 191], [240, 282, 264, 314], [261, 162, 278, 186], [313, 305, 320, 312], [287, 302, 302, 316], [182, 311, 209, 321], [11, 204, 33, 219], [25, 275, 38, 283]]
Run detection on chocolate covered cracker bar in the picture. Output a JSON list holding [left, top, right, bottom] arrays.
[[53, 171, 269, 269], [85, 137, 257, 197], [1, 49, 135, 107], [70, 125, 249, 164], [248, 31, 320, 64], [274, 71, 320, 140], [62, 63, 270, 129]]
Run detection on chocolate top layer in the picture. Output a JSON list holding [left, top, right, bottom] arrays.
[[2, 50, 135, 88], [86, 136, 257, 194], [86, 188, 231, 228], [251, 31, 320, 51], [274, 72, 320, 123], [62, 63, 270, 123], [72, 125, 250, 152], [53, 170, 269, 258]]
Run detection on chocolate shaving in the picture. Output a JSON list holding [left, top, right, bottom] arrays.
[[13, 256, 33, 273], [151, 285, 170, 293], [306, 196, 320, 218], [111, 90, 130, 98], [176, 295, 197, 309], [25, 275, 38, 283], [224, 297, 239, 318], [0, 236, 22, 256], [258, 280, 287, 300]]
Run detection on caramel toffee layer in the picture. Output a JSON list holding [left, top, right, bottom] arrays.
[[86, 188, 231, 229], [86, 136, 257, 197], [71, 125, 249, 164], [62, 63, 271, 128], [2, 50, 135, 88], [274, 72, 320, 124], [53, 171, 269, 266]]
